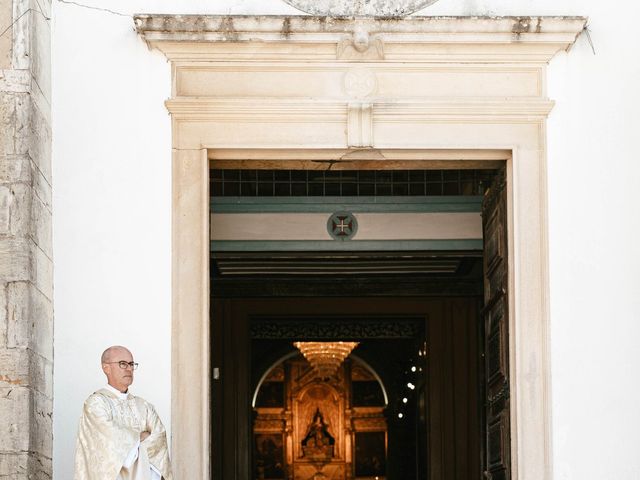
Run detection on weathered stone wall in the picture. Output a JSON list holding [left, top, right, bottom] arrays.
[[0, 0, 52, 478]]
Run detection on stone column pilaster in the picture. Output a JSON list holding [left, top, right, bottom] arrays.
[[0, 0, 52, 478]]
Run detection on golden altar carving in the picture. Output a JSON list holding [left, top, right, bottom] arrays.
[[253, 356, 387, 480]]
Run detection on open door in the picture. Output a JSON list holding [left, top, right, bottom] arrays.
[[482, 168, 511, 480]]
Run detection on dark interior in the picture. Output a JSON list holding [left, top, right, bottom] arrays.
[[212, 293, 482, 479], [210, 166, 508, 479]]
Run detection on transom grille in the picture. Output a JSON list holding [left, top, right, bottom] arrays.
[[210, 169, 496, 197]]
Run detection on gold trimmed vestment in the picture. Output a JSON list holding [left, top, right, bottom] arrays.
[[74, 387, 172, 480]]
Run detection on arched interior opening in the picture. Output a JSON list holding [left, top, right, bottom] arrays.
[[252, 351, 391, 479], [250, 329, 426, 480], [252, 352, 389, 408]]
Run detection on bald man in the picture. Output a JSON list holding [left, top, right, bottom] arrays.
[[74, 346, 173, 480]]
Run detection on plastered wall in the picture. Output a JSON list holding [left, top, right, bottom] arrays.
[[52, 0, 640, 479]]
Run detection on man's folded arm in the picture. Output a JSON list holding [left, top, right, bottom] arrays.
[[142, 402, 172, 480]]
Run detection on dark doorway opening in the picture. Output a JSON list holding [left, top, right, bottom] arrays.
[[212, 287, 483, 480], [210, 167, 511, 480]]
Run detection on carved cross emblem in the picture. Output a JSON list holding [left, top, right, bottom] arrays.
[[327, 212, 358, 240]]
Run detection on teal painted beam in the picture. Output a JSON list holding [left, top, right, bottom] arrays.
[[210, 239, 483, 252], [210, 196, 482, 213]]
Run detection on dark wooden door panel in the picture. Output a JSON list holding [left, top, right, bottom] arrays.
[[482, 168, 511, 480]]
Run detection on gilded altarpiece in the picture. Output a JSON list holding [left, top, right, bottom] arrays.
[[253, 357, 387, 480]]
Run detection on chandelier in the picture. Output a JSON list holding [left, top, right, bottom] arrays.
[[294, 341, 359, 378]]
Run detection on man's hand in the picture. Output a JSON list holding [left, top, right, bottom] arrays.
[[140, 431, 151, 442]]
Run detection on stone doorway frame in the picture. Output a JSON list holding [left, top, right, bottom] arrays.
[[135, 15, 587, 480]]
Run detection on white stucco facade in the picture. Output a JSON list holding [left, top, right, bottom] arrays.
[[52, 1, 640, 479]]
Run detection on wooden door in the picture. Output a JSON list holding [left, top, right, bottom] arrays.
[[481, 169, 511, 480]]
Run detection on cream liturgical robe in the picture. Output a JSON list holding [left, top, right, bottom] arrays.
[[74, 385, 173, 480]]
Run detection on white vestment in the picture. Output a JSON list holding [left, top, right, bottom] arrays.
[[74, 385, 172, 480]]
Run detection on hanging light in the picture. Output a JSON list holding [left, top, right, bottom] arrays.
[[294, 341, 359, 378]]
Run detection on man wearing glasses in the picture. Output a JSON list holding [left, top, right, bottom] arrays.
[[74, 346, 173, 480]]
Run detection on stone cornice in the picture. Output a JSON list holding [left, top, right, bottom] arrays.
[[135, 15, 587, 63], [166, 97, 555, 121]]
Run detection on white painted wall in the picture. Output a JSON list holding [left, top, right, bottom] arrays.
[[52, 1, 640, 479], [545, 4, 640, 479]]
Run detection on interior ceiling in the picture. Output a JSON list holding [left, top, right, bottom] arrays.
[[212, 251, 481, 277]]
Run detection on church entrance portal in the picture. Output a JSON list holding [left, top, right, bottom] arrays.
[[210, 167, 510, 479], [138, 16, 587, 476]]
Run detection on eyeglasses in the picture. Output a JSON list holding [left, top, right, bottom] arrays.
[[105, 361, 139, 370]]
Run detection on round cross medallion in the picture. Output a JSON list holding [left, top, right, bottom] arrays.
[[327, 212, 358, 241], [344, 68, 377, 99]]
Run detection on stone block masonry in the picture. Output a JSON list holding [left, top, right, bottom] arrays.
[[0, 0, 52, 478]]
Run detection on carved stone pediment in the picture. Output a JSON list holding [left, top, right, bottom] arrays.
[[281, 0, 440, 17]]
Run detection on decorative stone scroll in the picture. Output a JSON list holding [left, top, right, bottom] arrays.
[[281, 0, 441, 17], [337, 29, 384, 60]]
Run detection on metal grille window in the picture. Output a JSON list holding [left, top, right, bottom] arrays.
[[210, 169, 495, 197]]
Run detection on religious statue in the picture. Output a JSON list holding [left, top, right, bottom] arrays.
[[302, 408, 335, 460]]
